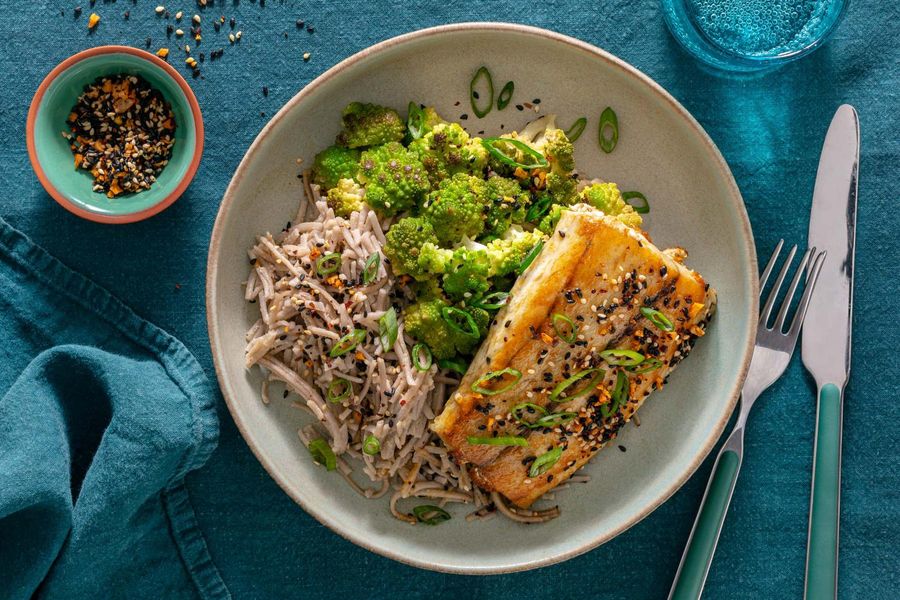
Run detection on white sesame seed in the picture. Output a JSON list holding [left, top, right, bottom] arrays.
[[155, 6, 165, 15], [175, 10, 183, 19]]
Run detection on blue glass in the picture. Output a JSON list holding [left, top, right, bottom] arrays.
[[661, 0, 848, 73]]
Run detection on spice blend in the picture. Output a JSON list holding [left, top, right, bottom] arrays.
[[63, 74, 176, 198]]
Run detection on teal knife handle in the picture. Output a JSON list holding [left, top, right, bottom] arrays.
[[805, 383, 843, 600], [670, 448, 742, 600]]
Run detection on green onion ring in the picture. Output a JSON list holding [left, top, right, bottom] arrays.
[[564, 117, 587, 142], [438, 358, 468, 375], [472, 291, 510, 311], [466, 435, 528, 447], [412, 343, 432, 372], [362, 434, 381, 456], [308, 438, 337, 471], [627, 357, 663, 374], [512, 402, 548, 427], [407, 102, 426, 140], [517, 240, 544, 274], [622, 191, 650, 214], [471, 368, 522, 395], [598, 107, 619, 153], [602, 370, 630, 418], [470, 66, 494, 118], [497, 81, 514, 110], [550, 368, 605, 402], [551, 312, 578, 344], [329, 329, 366, 357], [412, 504, 452, 525], [525, 195, 553, 222], [316, 252, 342, 276], [640, 306, 675, 332], [533, 411, 578, 428], [379, 308, 398, 351], [441, 306, 480, 338], [326, 378, 352, 403], [481, 137, 550, 170], [599, 348, 645, 366], [362, 252, 380, 284], [529, 446, 562, 478]]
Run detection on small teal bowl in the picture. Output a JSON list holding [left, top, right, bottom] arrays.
[[27, 46, 204, 224]]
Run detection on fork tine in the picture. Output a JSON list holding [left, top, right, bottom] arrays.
[[759, 239, 784, 295], [773, 247, 814, 332], [760, 244, 797, 327], [788, 250, 827, 337]]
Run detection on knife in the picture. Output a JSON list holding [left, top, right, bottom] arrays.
[[802, 104, 859, 600]]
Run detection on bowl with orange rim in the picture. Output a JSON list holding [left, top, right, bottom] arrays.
[[27, 45, 203, 224]]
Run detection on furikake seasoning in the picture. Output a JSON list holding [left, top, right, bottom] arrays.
[[62, 74, 176, 198]]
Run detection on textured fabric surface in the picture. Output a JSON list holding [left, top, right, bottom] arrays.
[[1, 1, 898, 598], [0, 219, 225, 600]]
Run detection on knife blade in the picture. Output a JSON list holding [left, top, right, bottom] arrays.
[[801, 104, 859, 600]]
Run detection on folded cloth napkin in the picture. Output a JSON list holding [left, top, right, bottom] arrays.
[[0, 218, 229, 600]]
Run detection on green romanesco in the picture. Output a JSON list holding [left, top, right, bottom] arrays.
[[581, 182, 643, 229], [409, 123, 489, 185], [402, 298, 489, 359], [537, 203, 567, 234], [484, 227, 547, 277], [422, 173, 488, 245], [383, 216, 438, 279], [358, 142, 431, 216], [335, 102, 405, 148], [417, 242, 491, 301], [482, 175, 530, 239], [325, 178, 366, 217], [311, 145, 361, 189]]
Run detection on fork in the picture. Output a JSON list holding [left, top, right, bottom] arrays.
[[668, 241, 827, 600]]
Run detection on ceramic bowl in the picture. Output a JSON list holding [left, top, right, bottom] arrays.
[[207, 23, 758, 573], [27, 46, 203, 224]]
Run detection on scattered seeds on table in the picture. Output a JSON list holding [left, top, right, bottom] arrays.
[[235, 30, 242, 40], [228, 33, 235, 43], [175, 10, 183, 20], [175, 28, 184, 36], [262, 86, 269, 97], [155, 6, 165, 15], [156, 48, 169, 58], [303, 52, 311, 61], [74, 6, 82, 18], [192, 14, 201, 24], [88, 13, 100, 29]]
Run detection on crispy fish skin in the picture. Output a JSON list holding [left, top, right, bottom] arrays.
[[432, 206, 716, 508]]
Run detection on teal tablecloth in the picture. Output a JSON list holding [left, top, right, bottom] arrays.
[[1, 1, 897, 598]]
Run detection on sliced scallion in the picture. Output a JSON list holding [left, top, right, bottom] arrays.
[[407, 102, 426, 140], [379, 308, 398, 351], [534, 411, 578, 428], [329, 329, 366, 357], [471, 368, 522, 395], [316, 252, 342, 276], [472, 291, 510, 311], [363, 252, 380, 284], [517, 240, 544, 274], [362, 434, 381, 456], [497, 81, 514, 110], [529, 446, 562, 477], [441, 306, 480, 338], [598, 107, 619, 153], [551, 312, 578, 344], [564, 117, 587, 142], [413, 504, 451, 525], [627, 357, 663, 374], [622, 191, 650, 214], [525, 195, 553, 222], [481, 137, 550, 170], [438, 358, 468, 375], [549, 368, 605, 402], [308, 438, 336, 471], [602, 370, 630, 418], [512, 402, 548, 427], [326, 378, 352, 403], [640, 307, 675, 332], [412, 343, 432, 372], [466, 435, 528, 447], [599, 348, 645, 366], [470, 66, 494, 118]]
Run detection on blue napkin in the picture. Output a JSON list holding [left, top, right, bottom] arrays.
[[0, 218, 228, 600]]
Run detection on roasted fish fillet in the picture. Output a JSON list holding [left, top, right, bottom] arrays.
[[432, 205, 716, 508]]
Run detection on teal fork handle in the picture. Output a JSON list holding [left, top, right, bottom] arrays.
[[670, 448, 742, 600], [804, 383, 843, 600]]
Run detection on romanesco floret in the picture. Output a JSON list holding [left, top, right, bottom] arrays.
[[537, 203, 567, 234], [402, 298, 488, 359], [358, 142, 431, 216], [383, 216, 438, 279], [416, 242, 453, 274], [545, 171, 579, 206], [423, 173, 488, 244], [409, 123, 488, 185], [441, 248, 492, 300], [482, 175, 530, 239], [484, 227, 547, 277], [311, 146, 361, 189], [536, 127, 575, 174], [335, 102, 405, 148], [581, 182, 643, 229], [326, 178, 366, 217]]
